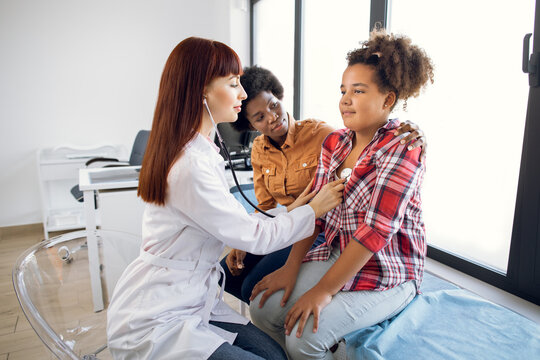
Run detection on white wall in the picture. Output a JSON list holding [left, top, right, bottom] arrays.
[[0, 0, 250, 226]]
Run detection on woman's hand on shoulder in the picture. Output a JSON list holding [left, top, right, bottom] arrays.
[[394, 120, 427, 161]]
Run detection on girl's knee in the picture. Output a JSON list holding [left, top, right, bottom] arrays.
[[285, 332, 328, 360], [249, 294, 277, 327], [247, 299, 264, 328], [250, 291, 282, 314]]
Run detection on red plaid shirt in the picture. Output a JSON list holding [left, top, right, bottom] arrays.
[[305, 119, 426, 292]]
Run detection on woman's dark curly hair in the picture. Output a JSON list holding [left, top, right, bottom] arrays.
[[347, 30, 434, 110], [232, 65, 284, 131]]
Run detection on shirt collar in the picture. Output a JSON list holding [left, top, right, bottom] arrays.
[[188, 133, 223, 166], [194, 132, 221, 153], [282, 113, 297, 149], [379, 117, 400, 133], [341, 118, 400, 143], [330, 118, 400, 173]]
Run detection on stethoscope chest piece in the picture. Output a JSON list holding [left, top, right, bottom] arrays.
[[340, 168, 352, 182]]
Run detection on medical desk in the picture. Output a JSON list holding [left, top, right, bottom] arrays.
[[79, 166, 143, 311]]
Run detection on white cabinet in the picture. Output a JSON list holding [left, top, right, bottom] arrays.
[[99, 189, 145, 237], [37, 145, 128, 239], [78, 165, 142, 311], [100, 189, 145, 300]]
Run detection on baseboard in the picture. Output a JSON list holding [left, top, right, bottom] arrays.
[[0, 222, 43, 233]]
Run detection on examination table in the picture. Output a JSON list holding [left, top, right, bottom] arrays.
[[341, 272, 540, 359]]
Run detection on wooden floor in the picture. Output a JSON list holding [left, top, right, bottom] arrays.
[[0, 224, 56, 359], [0, 224, 246, 359]]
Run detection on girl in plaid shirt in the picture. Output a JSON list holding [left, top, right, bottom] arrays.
[[250, 30, 434, 360]]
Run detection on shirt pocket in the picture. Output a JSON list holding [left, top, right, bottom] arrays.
[[292, 155, 319, 192], [261, 164, 277, 190]]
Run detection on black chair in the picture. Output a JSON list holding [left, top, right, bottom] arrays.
[[215, 123, 259, 170], [70, 130, 150, 202]]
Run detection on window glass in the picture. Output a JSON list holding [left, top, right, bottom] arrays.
[[390, 0, 535, 271], [253, 0, 295, 112], [302, 0, 370, 127]]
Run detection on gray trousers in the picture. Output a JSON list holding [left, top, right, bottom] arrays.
[[249, 247, 417, 360]]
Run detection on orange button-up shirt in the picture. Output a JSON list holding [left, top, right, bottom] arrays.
[[251, 115, 334, 211]]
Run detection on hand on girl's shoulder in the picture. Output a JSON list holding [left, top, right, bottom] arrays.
[[378, 131, 423, 164]]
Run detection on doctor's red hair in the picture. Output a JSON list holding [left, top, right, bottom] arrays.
[[138, 37, 243, 205]]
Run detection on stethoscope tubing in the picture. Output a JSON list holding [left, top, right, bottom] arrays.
[[203, 99, 275, 218]]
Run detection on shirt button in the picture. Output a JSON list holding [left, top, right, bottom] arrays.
[[265, 169, 270, 174], [302, 163, 307, 167]]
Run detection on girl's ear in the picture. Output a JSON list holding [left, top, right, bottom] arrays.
[[384, 91, 397, 109]]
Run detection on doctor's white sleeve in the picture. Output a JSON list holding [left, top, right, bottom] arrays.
[[167, 156, 315, 255]]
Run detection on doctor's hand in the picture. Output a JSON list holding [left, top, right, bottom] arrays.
[[284, 285, 332, 338], [394, 120, 427, 162], [250, 264, 300, 308], [225, 249, 246, 276], [308, 178, 346, 218]]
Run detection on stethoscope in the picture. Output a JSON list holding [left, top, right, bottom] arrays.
[[203, 98, 276, 218], [203, 98, 352, 218]]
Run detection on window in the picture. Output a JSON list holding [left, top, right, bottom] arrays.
[[301, 0, 370, 127], [390, 0, 535, 272], [252, 0, 296, 112]]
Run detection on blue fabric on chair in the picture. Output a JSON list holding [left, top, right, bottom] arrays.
[[230, 184, 257, 214], [344, 272, 540, 360], [230, 183, 284, 213]]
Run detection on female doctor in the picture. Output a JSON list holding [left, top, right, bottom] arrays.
[[106, 37, 344, 360]]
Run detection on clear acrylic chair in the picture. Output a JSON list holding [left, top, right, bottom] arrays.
[[12, 230, 141, 360]]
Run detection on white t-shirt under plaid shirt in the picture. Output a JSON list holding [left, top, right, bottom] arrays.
[[305, 119, 426, 292]]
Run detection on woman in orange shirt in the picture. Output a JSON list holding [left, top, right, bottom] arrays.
[[220, 66, 425, 304]]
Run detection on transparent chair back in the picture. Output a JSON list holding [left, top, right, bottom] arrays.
[[12, 230, 141, 359]]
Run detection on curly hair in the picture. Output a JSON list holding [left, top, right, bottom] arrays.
[[232, 65, 284, 131], [347, 30, 434, 110]]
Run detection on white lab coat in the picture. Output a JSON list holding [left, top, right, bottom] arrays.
[[107, 133, 315, 360]]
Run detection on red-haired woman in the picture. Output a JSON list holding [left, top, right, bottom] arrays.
[[106, 37, 344, 360]]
